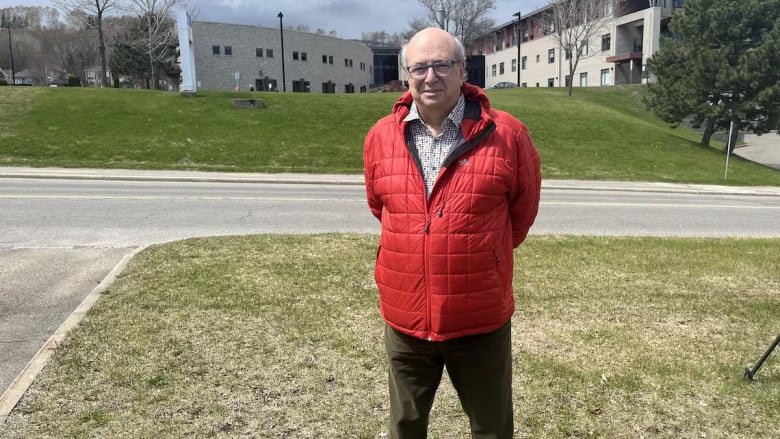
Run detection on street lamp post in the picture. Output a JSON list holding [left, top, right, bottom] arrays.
[[513, 11, 521, 87], [277, 12, 286, 92]]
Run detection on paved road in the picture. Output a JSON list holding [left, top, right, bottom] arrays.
[[1, 168, 779, 420]]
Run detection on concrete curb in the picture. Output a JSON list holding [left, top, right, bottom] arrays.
[[0, 246, 146, 424], [1, 167, 779, 197]]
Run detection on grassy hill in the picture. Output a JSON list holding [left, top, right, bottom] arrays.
[[1, 86, 778, 185]]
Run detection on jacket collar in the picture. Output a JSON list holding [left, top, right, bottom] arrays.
[[393, 83, 492, 141]]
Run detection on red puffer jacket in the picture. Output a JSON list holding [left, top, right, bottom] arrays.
[[363, 82, 541, 342]]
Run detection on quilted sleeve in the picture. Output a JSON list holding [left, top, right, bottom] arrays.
[[363, 127, 383, 221], [509, 123, 542, 248]]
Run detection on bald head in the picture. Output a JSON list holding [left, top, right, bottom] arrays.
[[402, 27, 466, 68]]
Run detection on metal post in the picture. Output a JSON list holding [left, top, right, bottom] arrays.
[[724, 120, 735, 181], [277, 12, 286, 92], [513, 12, 521, 86]]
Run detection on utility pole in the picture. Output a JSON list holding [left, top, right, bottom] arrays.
[[3, 22, 15, 85]]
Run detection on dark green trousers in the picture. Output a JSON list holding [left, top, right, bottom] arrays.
[[384, 321, 514, 438]]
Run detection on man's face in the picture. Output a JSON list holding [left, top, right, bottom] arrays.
[[405, 29, 464, 116]]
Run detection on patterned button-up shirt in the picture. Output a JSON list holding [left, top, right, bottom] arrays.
[[404, 95, 465, 198]]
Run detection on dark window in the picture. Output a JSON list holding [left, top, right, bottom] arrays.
[[212, 46, 220, 55], [224, 46, 232, 56], [322, 82, 336, 93], [301, 52, 307, 61], [293, 80, 310, 92], [548, 48, 555, 64], [329, 56, 334, 65], [323, 55, 328, 63], [293, 51, 299, 60], [548, 78, 554, 87], [601, 34, 611, 51], [266, 49, 274, 58], [256, 48, 263, 57]]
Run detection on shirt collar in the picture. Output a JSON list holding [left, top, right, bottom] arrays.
[[404, 94, 465, 128]]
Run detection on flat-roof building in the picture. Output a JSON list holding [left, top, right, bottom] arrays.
[[470, 0, 685, 89], [188, 21, 374, 93]]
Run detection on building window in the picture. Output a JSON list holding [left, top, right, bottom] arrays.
[[224, 46, 232, 56], [580, 72, 588, 87], [511, 59, 517, 72], [293, 80, 310, 92], [293, 51, 299, 60], [301, 52, 307, 61], [212, 46, 220, 55], [547, 78, 554, 87], [499, 62, 505, 75], [266, 49, 273, 58], [565, 75, 571, 87], [601, 68, 611, 85], [322, 81, 336, 93], [536, 54, 540, 63], [345, 58, 349, 67], [580, 42, 588, 56], [605, 0, 614, 16], [548, 49, 555, 64], [329, 56, 334, 64], [256, 48, 263, 57], [491, 64, 497, 77], [323, 55, 328, 63], [521, 56, 527, 70], [345, 83, 355, 93], [601, 34, 611, 51]]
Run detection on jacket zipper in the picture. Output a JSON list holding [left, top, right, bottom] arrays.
[[406, 117, 496, 341]]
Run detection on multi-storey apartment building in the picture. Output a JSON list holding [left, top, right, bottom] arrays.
[[186, 21, 374, 93], [470, 0, 685, 89]]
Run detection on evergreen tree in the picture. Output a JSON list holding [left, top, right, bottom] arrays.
[[646, 0, 780, 148]]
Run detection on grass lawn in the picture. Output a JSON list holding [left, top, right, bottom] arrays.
[[1, 86, 778, 186], [2, 235, 778, 437]]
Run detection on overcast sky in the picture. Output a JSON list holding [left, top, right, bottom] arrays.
[[1, 0, 548, 39]]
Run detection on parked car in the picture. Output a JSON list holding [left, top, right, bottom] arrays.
[[488, 82, 518, 89]]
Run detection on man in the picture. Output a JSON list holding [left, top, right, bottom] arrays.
[[363, 27, 542, 438]]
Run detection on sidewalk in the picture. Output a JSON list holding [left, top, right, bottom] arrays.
[[1, 166, 779, 196]]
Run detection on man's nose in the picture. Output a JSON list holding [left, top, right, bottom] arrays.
[[424, 66, 439, 81]]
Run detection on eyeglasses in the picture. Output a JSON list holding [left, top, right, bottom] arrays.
[[406, 60, 460, 80]]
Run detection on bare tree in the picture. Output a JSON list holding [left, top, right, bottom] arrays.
[[54, 0, 126, 87], [48, 27, 99, 82], [536, 0, 612, 96], [416, 0, 496, 46], [125, 0, 183, 89]]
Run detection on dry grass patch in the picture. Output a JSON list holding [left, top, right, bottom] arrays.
[[2, 235, 778, 438]]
